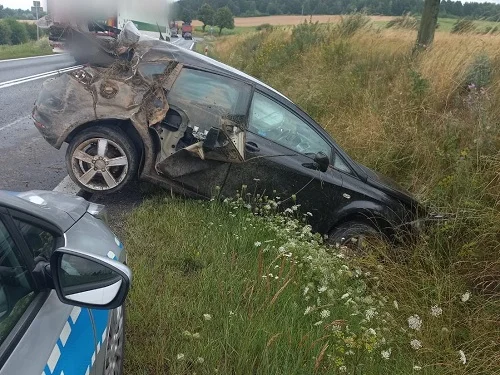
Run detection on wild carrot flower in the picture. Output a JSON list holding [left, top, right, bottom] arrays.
[[461, 291, 471, 302], [203, 314, 212, 321], [177, 353, 185, 360], [410, 339, 422, 350], [254, 241, 262, 247], [459, 350, 467, 364], [393, 300, 399, 310], [304, 306, 313, 315], [381, 348, 391, 360], [430, 305, 442, 317], [320, 309, 331, 319], [413, 365, 422, 371], [408, 315, 422, 331]]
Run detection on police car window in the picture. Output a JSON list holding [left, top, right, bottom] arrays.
[[0, 220, 36, 346], [248, 92, 332, 157], [13, 219, 55, 260]]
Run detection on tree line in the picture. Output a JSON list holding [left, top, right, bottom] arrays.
[[0, 4, 46, 20], [174, 0, 500, 22]]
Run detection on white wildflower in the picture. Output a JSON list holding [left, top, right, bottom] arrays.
[[430, 305, 443, 317], [254, 241, 262, 247], [192, 332, 201, 339], [306, 212, 313, 217], [182, 330, 192, 337], [313, 320, 323, 326], [459, 350, 467, 364], [410, 339, 422, 350], [303, 286, 310, 296], [292, 205, 299, 211], [381, 348, 392, 360], [177, 353, 185, 360], [304, 306, 313, 315], [284, 208, 293, 214], [197, 357, 205, 364], [318, 286, 327, 293], [320, 309, 331, 319], [365, 308, 377, 321], [461, 291, 471, 302], [278, 246, 286, 253], [393, 300, 399, 310], [341, 293, 350, 299], [203, 314, 212, 321], [413, 365, 422, 371], [408, 315, 422, 331], [339, 365, 347, 372], [366, 328, 376, 336]]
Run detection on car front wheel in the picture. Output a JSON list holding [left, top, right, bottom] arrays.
[[327, 221, 386, 255], [66, 126, 138, 194]]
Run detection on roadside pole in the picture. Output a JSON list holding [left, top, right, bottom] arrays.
[[31, 0, 42, 40]]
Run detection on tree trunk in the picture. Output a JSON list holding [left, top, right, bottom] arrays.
[[219, 27, 223, 36], [416, 0, 441, 49]]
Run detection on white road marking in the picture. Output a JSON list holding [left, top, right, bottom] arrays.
[[0, 65, 83, 89], [53, 175, 80, 195], [0, 115, 29, 132], [190, 42, 195, 50], [0, 53, 68, 63]]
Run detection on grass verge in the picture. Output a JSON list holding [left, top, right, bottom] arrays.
[[0, 39, 52, 60]]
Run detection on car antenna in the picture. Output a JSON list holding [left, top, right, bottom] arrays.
[[157, 22, 165, 40]]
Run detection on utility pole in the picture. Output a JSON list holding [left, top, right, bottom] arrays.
[[31, 1, 42, 40], [416, 0, 441, 50]]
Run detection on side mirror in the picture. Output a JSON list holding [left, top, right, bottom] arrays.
[[50, 248, 131, 310], [314, 152, 330, 173]]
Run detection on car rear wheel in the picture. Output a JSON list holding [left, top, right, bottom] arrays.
[[327, 222, 386, 255], [104, 305, 125, 375], [66, 126, 138, 194]]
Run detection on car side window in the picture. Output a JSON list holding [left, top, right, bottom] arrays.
[[0, 219, 36, 346], [13, 219, 55, 260], [334, 154, 352, 174], [248, 92, 332, 157], [167, 68, 252, 123]]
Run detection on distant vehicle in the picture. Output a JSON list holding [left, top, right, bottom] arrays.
[[181, 22, 193, 37], [33, 40, 436, 249], [171, 28, 179, 38], [0, 190, 131, 374], [183, 32, 193, 40]]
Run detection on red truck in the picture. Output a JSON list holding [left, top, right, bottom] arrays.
[[182, 22, 193, 39]]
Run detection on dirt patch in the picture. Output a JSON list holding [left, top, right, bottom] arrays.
[[191, 15, 394, 28]]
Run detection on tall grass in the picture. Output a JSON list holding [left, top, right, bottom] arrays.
[[0, 39, 52, 60], [206, 19, 500, 373]]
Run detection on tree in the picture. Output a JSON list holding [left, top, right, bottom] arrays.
[[416, 0, 441, 49], [0, 20, 12, 45], [198, 3, 215, 31], [214, 6, 234, 35], [4, 19, 28, 45]]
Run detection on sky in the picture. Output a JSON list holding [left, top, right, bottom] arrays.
[[2, 0, 500, 11]]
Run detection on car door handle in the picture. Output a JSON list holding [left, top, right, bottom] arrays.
[[245, 142, 260, 153]]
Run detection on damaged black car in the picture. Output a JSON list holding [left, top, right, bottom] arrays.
[[33, 22, 432, 246]]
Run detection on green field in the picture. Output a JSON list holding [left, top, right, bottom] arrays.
[[0, 39, 53, 60]]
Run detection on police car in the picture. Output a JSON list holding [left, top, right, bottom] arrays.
[[0, 190, 131, 375]]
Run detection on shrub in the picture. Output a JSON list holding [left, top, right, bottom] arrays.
[[0, 20, 12, 45], [3, 19, 29, 44], [24, 23, 38, 40], [337, 12, 371, 38], [386, 13, 420, 30], [255, 23, 273, 31], [451, 19, 477, 34]]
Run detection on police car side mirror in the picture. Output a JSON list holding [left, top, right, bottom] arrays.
[[50, 248, 132, 310]]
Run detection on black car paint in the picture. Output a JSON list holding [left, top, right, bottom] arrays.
[[34, 41, 422, 237]]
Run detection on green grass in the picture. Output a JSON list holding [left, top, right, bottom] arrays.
[[436, 17, 500, 33], [193, 25, 257, 37], [0, 39, 52, 60]]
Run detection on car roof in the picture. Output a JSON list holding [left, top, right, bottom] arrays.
[[140, 40, 293, 103], [0, 191, 74, 232]]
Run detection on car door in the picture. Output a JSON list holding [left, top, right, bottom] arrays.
[[222, 91, 348, 233], [0, 208, 99, 375], [155, 67, 253, 198]]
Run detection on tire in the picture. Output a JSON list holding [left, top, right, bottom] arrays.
[[66, 126, 138, 194], [327, 221, 385, 255], [103, 305, 125, 375]]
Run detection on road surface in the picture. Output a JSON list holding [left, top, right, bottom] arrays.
[[0, 37, 196, 193]]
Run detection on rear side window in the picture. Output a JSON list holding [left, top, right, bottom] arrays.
[[13, 219, 55, 260], [168, 69, 252, 121], [0, 220, 36, 346]]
